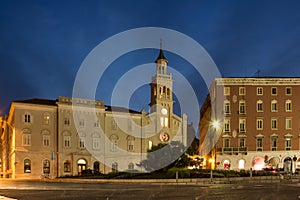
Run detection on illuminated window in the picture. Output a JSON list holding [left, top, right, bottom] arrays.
[[24, 159, 31, 173], [148, 140, 153, 150], [224, 87, 230, 96], [257, 100, 263, 112], [257, 87, 263, 95], [160, 117, 168, 127], [43, 114, 50, 125], [257, 118, 263, 130], [285, 137, 291, 151], [238, 159, 245, 169]]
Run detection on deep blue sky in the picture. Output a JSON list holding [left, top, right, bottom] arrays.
[[1, 0, 300, 116]]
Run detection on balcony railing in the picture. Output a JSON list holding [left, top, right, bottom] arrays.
[[217, 147, 248, 154]]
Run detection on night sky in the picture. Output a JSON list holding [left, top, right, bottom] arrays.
[[1, 0, 300, 119]]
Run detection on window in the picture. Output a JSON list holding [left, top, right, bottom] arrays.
[[239, 101, 246, 114], [43, 114, 50, 125], [285, 137, 291, 151], [148, 140, 153, 150], [94, 121, 99, 127], [239, 118, 246, 132], [43, 160, 50, 174], [257, 118, 263, 130], [110, 135, 119, 152], [128, 163, 134, 170], [224, 118, 230, 132], [79, 119, 85, 127], [239, 87, 246, 95], [239, 138, 245, 147], [286, 87, 292, 95], [24, 159, 31, 173], [112, 120, 118, 130], [160, 117, 168, 127], [79, 138, 85, 148], [257, 87, 263, 95], [257, 100, 263, 112], [64, 117, 70, 126], [286, 100, 292, 112], [224, 87, 230, 96], [271, 87, 277, 95], [271, 136, 277, 151], [22, 132, 31, 146], [271, 100, 278, 112], [286, 118, 292, 130], [64, 161, 71, 172], [224, 100, 230, 114], [256, 138, 263, 151], [127, 136, 135, 151], [64, 136, 71, 148], [112, 162, 118, 172], [92, 133, 100, 150], [24, 114, 31, 123], [223, 138, 230, 147], [271, 118, 278, 130], [43, 135, 50, 147]]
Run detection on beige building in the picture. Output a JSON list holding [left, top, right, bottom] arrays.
[[0, 48, 188, 179], [200, 78, 300, 173]]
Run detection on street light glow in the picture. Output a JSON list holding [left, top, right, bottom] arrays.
[[212, 120, 219, 129]]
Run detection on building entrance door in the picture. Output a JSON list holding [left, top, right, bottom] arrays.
[[77, 159, 87, 175]]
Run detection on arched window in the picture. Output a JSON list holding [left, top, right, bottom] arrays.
[[127, 136, 135, 151], [110, 135, 119, 152], [24, 159, 31, 173], [77, 159, 87, 175]]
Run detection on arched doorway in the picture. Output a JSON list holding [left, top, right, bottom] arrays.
[[77, 159, 87, 175], [223, 160, 230, 170], [252, 157, 264, 171], [284, 157, 292, 174], [94, 161, 100, 173], [268, 157, 280, 169]]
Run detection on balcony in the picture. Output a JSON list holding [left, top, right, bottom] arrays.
[[217, 147, 248, 154]]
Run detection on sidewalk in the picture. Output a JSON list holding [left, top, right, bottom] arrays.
[[52, 175, 300, 185]]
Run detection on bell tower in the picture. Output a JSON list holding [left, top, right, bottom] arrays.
[[149, 41, 174, 131]]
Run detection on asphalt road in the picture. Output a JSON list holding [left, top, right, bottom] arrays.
[[0, 180, 300, 200]]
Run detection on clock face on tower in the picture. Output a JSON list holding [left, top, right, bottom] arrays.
[[161, 108, 167, 115]]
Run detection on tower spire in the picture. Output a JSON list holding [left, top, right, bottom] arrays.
[[155, 40, 167, 63]]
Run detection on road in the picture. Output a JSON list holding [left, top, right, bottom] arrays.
[[0, 180, 299, 200]]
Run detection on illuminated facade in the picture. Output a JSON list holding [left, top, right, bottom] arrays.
[[200, 78, 300, 172], [0, 49, 188, 179]]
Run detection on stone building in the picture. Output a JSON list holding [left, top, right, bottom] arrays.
[[0, 48, 188, 179]]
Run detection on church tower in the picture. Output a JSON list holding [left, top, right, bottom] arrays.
[[149, 42, 174, 134]]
